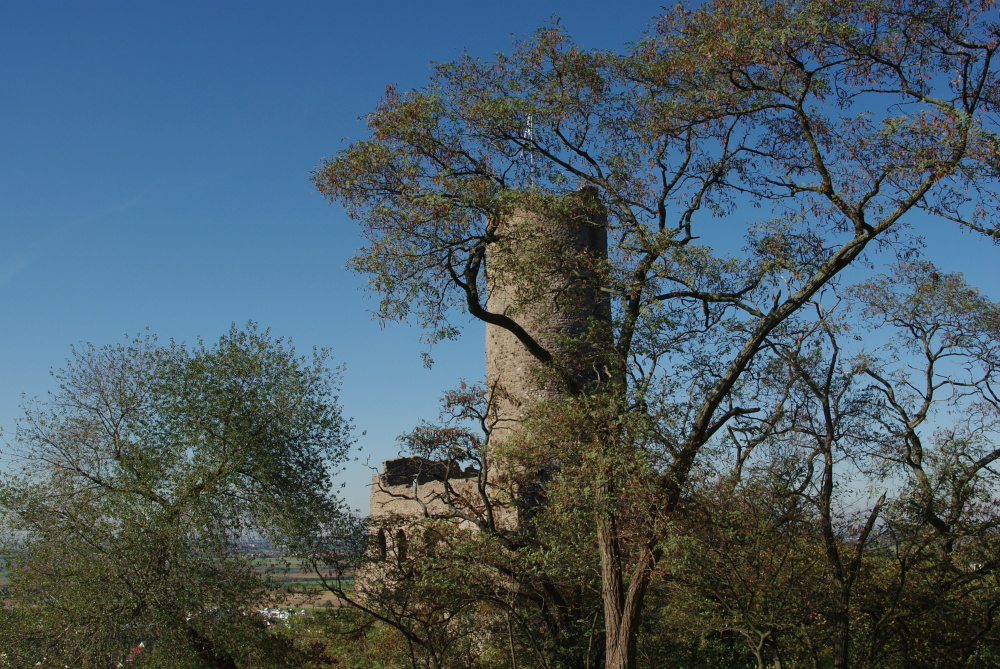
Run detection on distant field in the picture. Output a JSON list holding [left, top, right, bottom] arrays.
[[252, 554, 353, 608], [0, 553, 352, 608]]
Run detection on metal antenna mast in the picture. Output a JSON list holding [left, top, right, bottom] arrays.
[[523, 113, 535, 187]]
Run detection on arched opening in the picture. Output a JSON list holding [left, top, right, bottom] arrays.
[[395, 528, 408, 562], [375, 529, 387, 560]]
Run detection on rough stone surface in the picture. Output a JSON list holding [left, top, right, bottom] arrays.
[[366, 457, 482, 561], [485, 187, 609, 449], [366, 187, 608, 556]]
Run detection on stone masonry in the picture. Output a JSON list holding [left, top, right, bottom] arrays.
[[485, 186, 609, 449], [368, 187, 609, 555]]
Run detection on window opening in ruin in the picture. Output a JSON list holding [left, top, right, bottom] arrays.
[[395, 529, 408, 561], [376, 529, 387, 560]]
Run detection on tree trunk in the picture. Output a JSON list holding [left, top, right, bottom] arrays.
[[832, 602, 850, 669], [597, 510, 654, 669]]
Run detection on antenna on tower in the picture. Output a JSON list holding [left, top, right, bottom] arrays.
[[522, 113, 535, 187]]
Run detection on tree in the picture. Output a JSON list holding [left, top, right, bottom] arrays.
[[0, 324, 353, 668], [314, 1, 1000, 667], [672, 263, 1000, 668], [306, 384, 608, 669]]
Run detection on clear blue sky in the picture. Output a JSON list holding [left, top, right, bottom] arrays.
[[2, 1, 997, 513], [0, 1, 666, 512]]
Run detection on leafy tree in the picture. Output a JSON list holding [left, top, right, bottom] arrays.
[[663, 478, 828, 669], [848, 264, 1000, 667], [314, 1, 1000, 667], [277, 606, 415, 669], [0, 324, 353, 668], [307, 385, 607, 669], [675, 263, 1000, 668]]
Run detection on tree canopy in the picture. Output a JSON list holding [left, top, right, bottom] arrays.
[[0, 324, 353, 668], [315, 0, 999, 667]]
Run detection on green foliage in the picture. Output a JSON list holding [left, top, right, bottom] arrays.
[[0, 323, 352, 668], [276, 607, 414, 669], [312, 0, 1000, 666]]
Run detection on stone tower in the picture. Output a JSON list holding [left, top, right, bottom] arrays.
[[485, 186, 610, 456], [366, 186, 608, 548]]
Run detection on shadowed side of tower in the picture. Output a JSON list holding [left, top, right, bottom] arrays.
[[485, 186, 610, 466]]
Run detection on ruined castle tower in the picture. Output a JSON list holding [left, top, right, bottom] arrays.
[[484, 186, 610, 454], [366, 186, 609, 550]]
